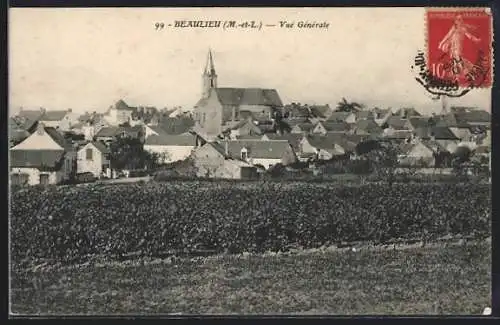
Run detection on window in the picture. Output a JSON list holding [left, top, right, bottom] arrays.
[[86, 148, 93, 160], [11, 173, 29, 186], [39, 174, 50, 185], [241, 148, 249, 160]]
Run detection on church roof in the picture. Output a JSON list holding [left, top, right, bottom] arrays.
[[196, 88, 283, 108]]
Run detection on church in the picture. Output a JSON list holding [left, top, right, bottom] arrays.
[[193, 50, 284, 138]]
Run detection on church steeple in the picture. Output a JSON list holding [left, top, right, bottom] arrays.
[[202, 48, 218, 98]]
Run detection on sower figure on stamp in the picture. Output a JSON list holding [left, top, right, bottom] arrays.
[[437, 14, 481, 83]]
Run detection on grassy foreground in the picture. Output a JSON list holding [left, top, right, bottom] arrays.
[[10, 240, 490, 315]]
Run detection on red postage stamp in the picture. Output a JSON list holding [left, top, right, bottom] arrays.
[[426, 8, 492, 88]]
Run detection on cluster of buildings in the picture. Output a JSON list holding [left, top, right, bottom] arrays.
[[9, 50, 491, 184]]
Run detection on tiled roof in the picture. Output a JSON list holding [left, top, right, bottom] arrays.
[[95, 125, 143, 138], [221, 140, 292, 159], [385, 116, 409, 130], [383, 130, 413, 139], [455, 110, 491, 124], [355, 119, 383, 134], [209, 88, 283, 107], [91, 141, 110, 154], [40, 110, 68, 121], [292, 123, 315, 132], [413, 126, 459, 140], [408, 117, 431, 129], [44, 127, 73, 150], [236, 135, 263, 140], [284, 118, 311, 127], [356, 111, 374, 120], [158, 117, 195, 135], [10, 149, 65, 170], [144, 133, 196, 146], [114, 99, 134, 111], [263, 133, 304, 151], [17, 110, 44, 122], [319, 121, 351, 132], [305, 134, 358, 152], [327, 111, 352, 122], [309, 105, 331, 118], [395, 107, 422, 117]]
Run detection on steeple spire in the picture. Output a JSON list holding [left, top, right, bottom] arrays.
[[208, 48, 215, 74], [202, 48, 218, 97]]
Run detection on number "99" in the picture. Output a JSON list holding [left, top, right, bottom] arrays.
[[154, 22, 165, 30]]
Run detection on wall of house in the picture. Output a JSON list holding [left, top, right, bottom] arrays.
[[249, 158, 282, 169], [10, 167, 62, 185], [144, 145, 194, 164], [399, 143, 435, 167], [300, 138, 318, 155], [345, 114, 356, 124], [312, 123, 327, 134], [144, 126, 159, 138], [77, 144, 106, 177], [82, 125, 95, 141]]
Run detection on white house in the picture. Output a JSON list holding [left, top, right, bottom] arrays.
[[76, 141, 111, 178], [219, 139, 297, 169], [144, 132, 197, 164], [10, 123, 75, 185], [103, 100, 134, 126], [39, 109, 78, 131]]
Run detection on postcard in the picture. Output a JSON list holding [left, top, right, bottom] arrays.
[[8, 7, 493, 316]]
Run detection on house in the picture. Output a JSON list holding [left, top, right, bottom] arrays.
[[102, 99, 135, 126], [218, 139, 297, 169], [38, 109, 78, 131], [312, 121, 351, 135], [412, 126, 460, 153], [190, 142, 258, 179], [394, 107, 422, 119], [9, 118, 31, 148], [144, 132, 197, 164], [397, 141, 436, 167], [10, 123, 75, 185], [222, 117, 268, 139], [193, 50, 283, 136], [382, 115, 411, 131], [94, 125, 145, 144], [291, 122, 316, 134], [157, 116, 195, 135], [327, 111, 356, 124], [309, 104, 332, 120], [352, 119, 383, 136], [372, 108, 393, 126], [15, 108, 44, 132], [300, 134, 356, 161], [76, 141, 111, 178], [284, 104, 312, 120], [355, 110, 375, 121]]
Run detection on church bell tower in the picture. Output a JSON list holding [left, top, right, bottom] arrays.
[[202, 49, 218, 98]]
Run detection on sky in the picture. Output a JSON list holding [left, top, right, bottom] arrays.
[[9, 7, 492, 116]]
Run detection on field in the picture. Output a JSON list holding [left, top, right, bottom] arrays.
[[11, 240, 490, 315], [9, 180, 491, 315]]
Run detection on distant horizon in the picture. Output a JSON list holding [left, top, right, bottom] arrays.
[[9, 8, 491, 117]]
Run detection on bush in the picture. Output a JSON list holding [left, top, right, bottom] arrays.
[[10, 182, 490, 265]]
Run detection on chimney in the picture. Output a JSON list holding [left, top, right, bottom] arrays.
[[36, 122, 45, 135]]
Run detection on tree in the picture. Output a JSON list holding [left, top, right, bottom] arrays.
[[108, 137, 160, 171], [451, 146, 473, 180], [362, 141, 399, 186], [271, 107, 292, 134], [335, 97, 364, 113]]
